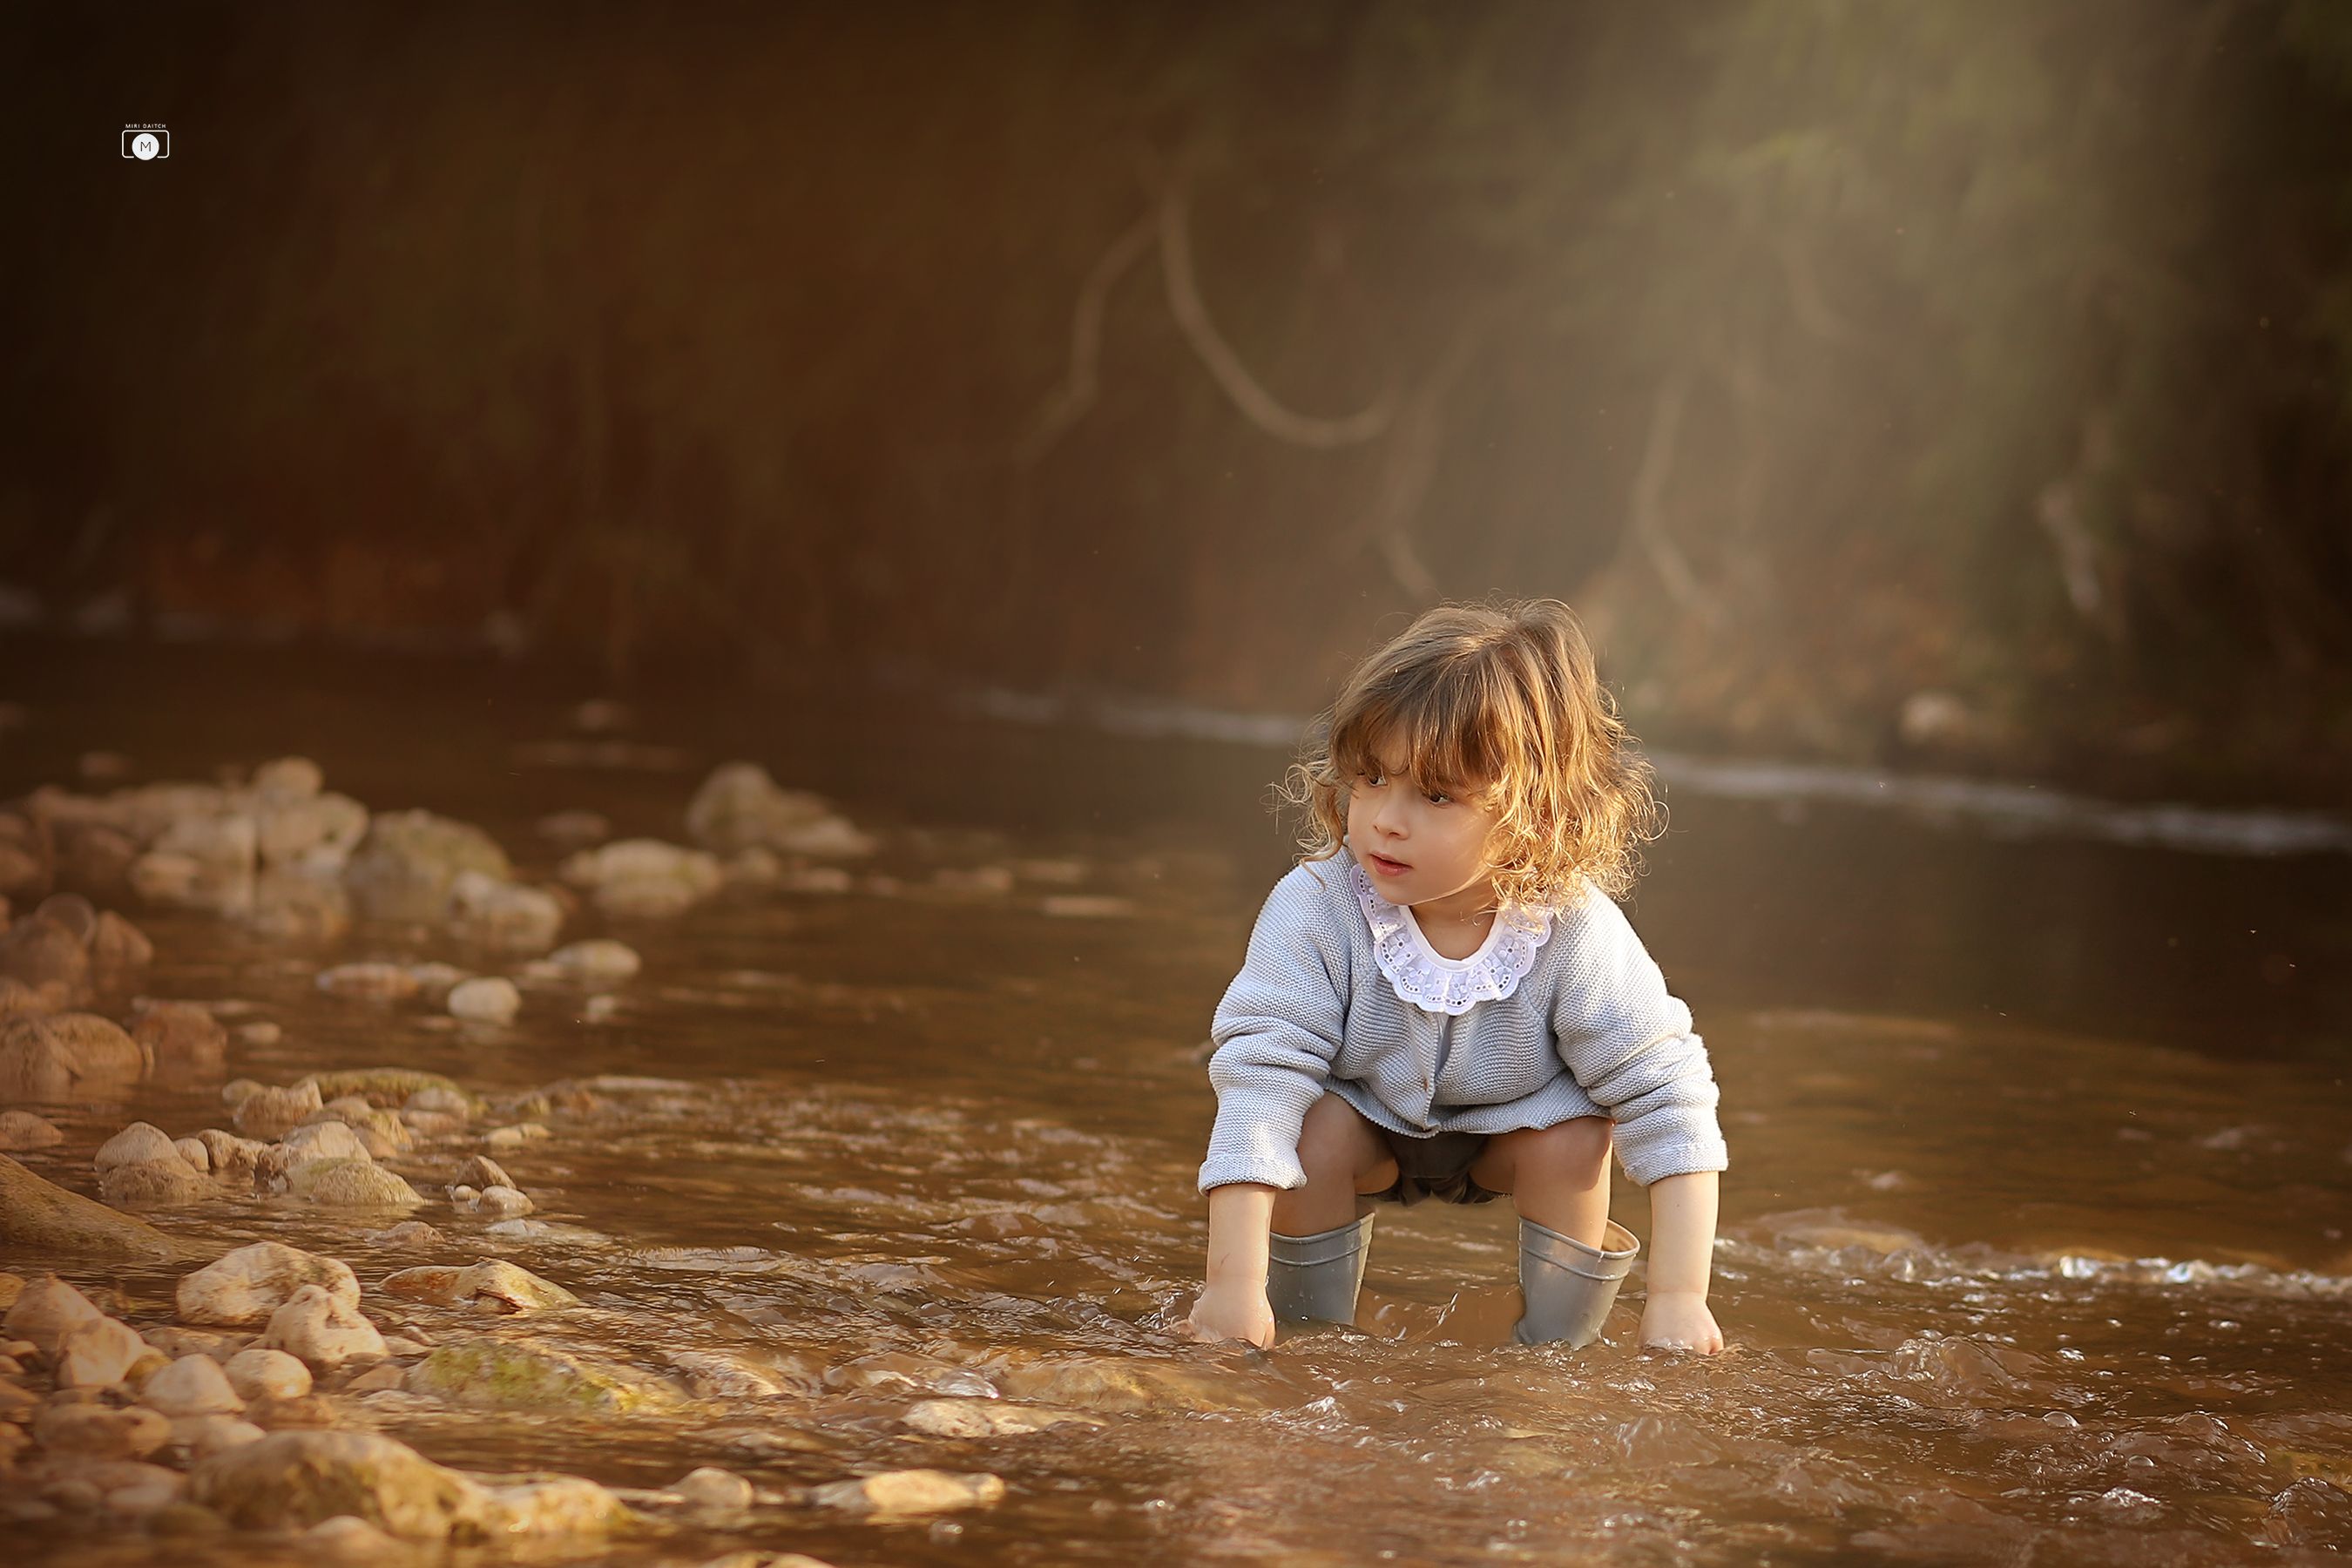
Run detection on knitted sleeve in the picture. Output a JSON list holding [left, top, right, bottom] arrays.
[[1547, 889, 1730, 1188], [1197, 865, 1353, 1193]]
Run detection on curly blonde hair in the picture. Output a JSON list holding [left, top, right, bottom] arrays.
[[1278, 598, 1663, 909]]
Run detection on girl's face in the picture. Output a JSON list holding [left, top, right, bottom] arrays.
[[1344, 740, 1501, 912]]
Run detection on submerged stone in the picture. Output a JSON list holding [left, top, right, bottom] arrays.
[[403, 1336, 676, 1414], [810, 1468, 1004, 1517], [256, 1284, 386, 1369], [902, 1398, 1107, 1438], [287, 1159, 424, 1208], [93, 1121, 178, 1172], [178, 1242, 361, 1326], [0, 1156, 186, 1260]]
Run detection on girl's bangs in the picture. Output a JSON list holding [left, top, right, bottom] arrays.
[[1332, 680, 1500, 800]]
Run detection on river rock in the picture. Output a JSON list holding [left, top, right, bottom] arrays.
[[281, 1119, 375, 1169], [190, 1430, 490, 1538], [35, 1402, 172, 1458], [341, 1362, 409, 1394], [0, 917, 88, 995], [544, 938, 640, 987], [287, 1159, 422, 1208], [902, 1398, 1106, 1438], [0, 1108, 63, 1148], [379, 1260, 575, 1315], [483, 1123, 549, 1152], [485, 1474, 632, 1537], [535, 810, 609, 850], [672, 1466, 754, 1511], [664, 1349, 791, 1399], [248, 871, 352, 942], [7, 1274, 101, 1355], [0, 1156, 186, 1260], [178, 1242, 361, 1326], [0, 1012, 148, 1099], [140, 1323, 251, 1359], [224, 1347, 313, 1400], [0, 975, 64, 1018], [305, 1515, 402, 1557], [256, 1285, 386, 1369], [475, 1185, 533, 1217], [810, 1469, 1004, 1517], [403, 1336, 673, 1413], [255, 792, 368, 869], [233, 1080, 322, 1139], [343, 811, 511, 925], [99, 1156, 212, 1207], [88, 910, 154, 970], [172, 1137, 210, 1172], [686, 761, 876, 858], [130, 1002, 228, 1076], [169, 1414, 266, 1461], [405, 1085, 472, 1120], [57, 1313, 159, 1386], [996, 1355, 1258, 1415], [236, 1019, 280, 1046], [559, 839, 723, 920], [307, 1067, 465, 1105], [314, 963, 420, 1001], [141, 1354, 245, 1416], [249, 756, 325, 801], [192, 1129, 271, 1184], [95, 1121, 179, 1172], [451, 1153, 512, 1190], [447, 873, 564, 955], [33, 893, 98, 943], [362, 1220, 443, 1248], [447, 977, 520, 1024]]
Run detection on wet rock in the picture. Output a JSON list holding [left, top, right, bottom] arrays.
[[173, 1137, 210, 1172], [448, 977, 520, 1024], [673, 1465, 754, 1511], [221, 1078, 263, 1105], [379, 1260, 575, 1315], [235, 1018, 280, 1046], [452, 1153, 512, 1190], [405, 1085, 472, 1121], [341, 1362, 409, 1394], [810, 1469, 1004, 1517], [473, 1185, 533, 1217], [225, 1347, 314, 1401], [996, 1355, 1257, 1415], [902, 1398, 1106, 1438], [0, 1156, 186, 1260], [192, 1129, 271, 1185], [483, 1217, 610, 1247], [287, 1159, 423, 1208], [141, 1354, 245, 1416], [5, 1274, 103, 1354], [87, 910, 153, 970], [280, 1119, 375, 1169], [0, 975, 65, 1018], [0, 1108, 63, 1148], [687, 1554, 835, 1568], [447, 872, 564, 956], [256, 1285, 387, 1369], [0, 1011, 148, 1099], [362, 1220, 443, 1249], [542, 939, 641, 990], [95, 1121, 179, 1172], [485, 1474, 632, 1536], [306, 1068, 465, 1105], [666, 1349, 794, 1399], [405, 962, 469, 1004], [535, 810, 610, 851], [0, 1272, 21, 1311], [243, 1392, 342, 1429], [99, 1156, 213, 1207], [167, 1414, 267, 1462], [33, 893, 98, 943], [0, 917, 88, 996], [57, 1314, 159, 1387], [140, 1323, 251, 1359], [483, 1123, 550, 1152], [343, 811, 511, 925], [234, 1079, 323, 1139], [249, 756, 325, 801], [178, 1242, 362, 1326], [249, 873, 352, 942], [559, 839, 723, 920], [305, 1514, 404, 1557], [687, 762, 875, 858], [190, 1430, 492, 1538], [404, 1336, 675, 1413], [314, 963, 421, 1002], [34, 1402, 172, 1458], [130, 1002, 228, 1076], [255, 792, 368, 870]]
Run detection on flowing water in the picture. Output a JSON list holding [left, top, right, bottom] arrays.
[[4, 639, 2350, 1564]]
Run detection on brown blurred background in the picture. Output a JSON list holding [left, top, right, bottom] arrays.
[[5, 1, 2350, 801]]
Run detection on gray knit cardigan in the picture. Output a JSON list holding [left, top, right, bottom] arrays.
[[1198, 848, 1729, 1193]]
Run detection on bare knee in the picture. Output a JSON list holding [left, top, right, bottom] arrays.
[[1295, 1092, 1380, 1182], [1502, 1116, 1612, 1186]]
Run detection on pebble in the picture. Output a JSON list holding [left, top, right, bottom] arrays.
[[172, 1137, 211, 1172], [315, 963, 422, 1000], [4, 1274, 103, 1355], [94, 1122, 180, 1173], [169, 1415, 266, 1461], [452, 1154, 513, 1189], [287, 1159, 425, 1208], [362, 1220, 443, 1249], [233, 1080, 324, 1139], [280, 1120, 375, 1169], [140, 1354, 245, 1416], [224, 1347, 313, 1401], [0, 1108, 63, 1149], [483, 1123, 550, 1152], [178, 1241, 362, 1326], [476, 1186, 534, 1218], [673, 1466, 754, 1511], [255, 1284, 387, 1369], [448, 977, 521, 1024], [902, 1398, 1105, 1438], [811, 1469, 1005, 1517], [236, 1019, 282, 1047], [34, 1402, 172, 1458], [99, 1156, 213, 1207], [341, 1362, 408, 1394], [56, 1315, 156, 1387]]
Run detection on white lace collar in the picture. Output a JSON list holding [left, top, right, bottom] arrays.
[[1347, 854, 1555, 1016]]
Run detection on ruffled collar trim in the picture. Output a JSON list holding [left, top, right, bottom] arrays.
[[1347, 854, 1555, 1016]]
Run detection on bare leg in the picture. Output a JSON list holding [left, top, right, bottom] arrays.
[[1465, 1116, 1612, 1245], [1270, 1092, 1400, 1235]]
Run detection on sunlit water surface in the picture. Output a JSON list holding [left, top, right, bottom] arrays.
[[3, 640, 2349, 1565]]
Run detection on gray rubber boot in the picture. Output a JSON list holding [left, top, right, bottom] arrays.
[[1266, 1213, 1375, 1325], [1512, 1217, 1639, 1347]]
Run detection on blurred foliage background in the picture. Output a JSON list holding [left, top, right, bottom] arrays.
[[5, 1, 2350, 798]]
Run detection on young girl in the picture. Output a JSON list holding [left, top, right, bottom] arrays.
[[1187, 599, 1728, 1352]]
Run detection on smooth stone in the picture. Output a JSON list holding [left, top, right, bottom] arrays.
[[404, 1085, 472, 1121], [314, 963, 420, 1001], [57, 1314, 159, 1387], [5, 1273, 104, 1354], [95, 1121, 179, 1173], [341, 1362, 409, 1394], [901, 1398, 1107, 1437], [672, 1466, 754, 1511], [403, 1336, 674, 1413], [34, 1401, 172, 1458], [0, 1012, 148, 1099], [475, 1185, 533, 1218], [169, 1415, 267, 1461], [129, 1002, 228, 1075], [0, 1109, 64, 1149], [139, 1323, 250, 1359], [302, 1067, 465, 1105], [451, 1154, 512, 1190], [447, 977, 521, 1024], [255, 1285, 386, 1369], [342, 810, 512, 925], [140, 1354, 245, 1416], [249, 756, 325, 801], [233, 1080, 323, 1139], [236, 1019, 281, 1047], [191, 1129, 271, 1185], [446, 874, 564, 956], [89, 912, 154, 970], [0, 1158, 186, 1260], [686, 761, 875, 858], [99, 1156, 213, 1207], [179, 1243, 362, 1326], [221, 1078, 264, 1105], [287, 1159, 423, 1208], [280, 1120, 375, 1168], [545, 938, 640, 986], [173, 1137, 210, 1172], [810, 1469, 1005, 1517], [378, 1260, 575, 1315], [224, 1347, 314, 1400], [482, 1124, 548, 1152], [191, 1430, 490, 1538], [666, 1349, 791, 1399], [362, 1220, 443, 1248], [406, 962, 470, 1003]]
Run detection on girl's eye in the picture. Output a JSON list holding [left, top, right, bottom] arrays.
[[1427, 792, 1451, 806]]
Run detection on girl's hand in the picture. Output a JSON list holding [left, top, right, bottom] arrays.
[[1185, 1281, 1275, 1348], [1639, 1290, 1724, 1354]]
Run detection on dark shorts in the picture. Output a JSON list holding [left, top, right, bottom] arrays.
[[1369, 1125, 1501, 1207]]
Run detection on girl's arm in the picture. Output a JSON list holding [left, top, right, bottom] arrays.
[[1186, 1180, 1278, 1346], [1640, 1170, 1724, 1352]]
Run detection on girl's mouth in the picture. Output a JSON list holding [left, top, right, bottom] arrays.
[[1368, 853, 1409, 875]]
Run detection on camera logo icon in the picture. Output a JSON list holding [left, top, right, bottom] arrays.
[[122, 125, 170, 160]]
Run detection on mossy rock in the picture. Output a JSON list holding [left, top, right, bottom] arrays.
[[405, 1337, 678, 1414], [299, 1068, 472, 1109]]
